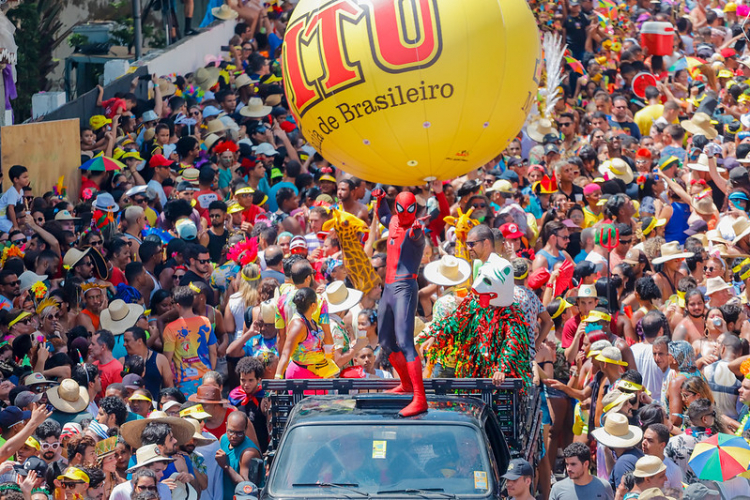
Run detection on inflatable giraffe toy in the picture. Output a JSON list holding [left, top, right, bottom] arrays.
[[444, 207, 479, 283], [322, 208, 381, 295]]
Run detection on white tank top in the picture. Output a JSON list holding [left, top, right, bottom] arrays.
[[228, 293, 246, 341]]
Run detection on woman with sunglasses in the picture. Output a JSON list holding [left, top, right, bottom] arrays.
[[5, 309, 35, 339]]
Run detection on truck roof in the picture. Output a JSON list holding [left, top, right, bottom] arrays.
[[287, 393, 490, 426]]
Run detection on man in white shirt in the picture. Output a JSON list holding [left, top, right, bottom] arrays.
[[110, 445, 174, 500]]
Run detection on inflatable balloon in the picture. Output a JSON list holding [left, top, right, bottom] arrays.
[[282, 0, 540, 186]]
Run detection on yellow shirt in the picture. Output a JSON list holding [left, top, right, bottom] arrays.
[[633, 104, 664, 137], [583, 206, 603, 228]]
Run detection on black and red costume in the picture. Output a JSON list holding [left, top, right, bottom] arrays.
[[375, 190, 427, 417]]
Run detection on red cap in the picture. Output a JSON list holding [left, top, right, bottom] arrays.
[[149, 154, 172, 168], [500, 222, 524, 239], [527, 267, 551, 290], [636, 148, 651, 158], [721, 48, 737, 58]]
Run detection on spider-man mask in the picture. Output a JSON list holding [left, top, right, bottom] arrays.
[[395, 192, 417, 226]]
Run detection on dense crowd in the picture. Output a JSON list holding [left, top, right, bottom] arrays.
[[3, 0, 750, 499]]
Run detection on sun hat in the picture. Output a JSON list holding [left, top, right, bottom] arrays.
[[240, 97, 272, 118], [601, 389, 636, 414], [323, 281, 363, 314], [587, 339, 613, 358], [54, 210, 80, 221], [179, 404, 212, 420], [688, 154, 726, 172], [125, 444, 176, 473], [235, 482, 259, 500], [157, 78, 176, 97], [23, 373, 57, 387], [567, 284, 607, 304], [121, 411, 195, 448], [188, 385, 229, 405], [193, 67, 221, 91], [591, 412, 643, 448], [705, 277, 733, 296], [595, 346, 629, 367], [681, 112, 718, 139], [184, 418, 217, 447], [57, 467, 90, 483], [92, 192, 120, 212], [211, 3, 238, 20], [733, 218, 750, 244], [633, 455, 666, 478], [65, 247, 109, 279], [526, 118, 558, 143], [18, 271, 47, 293], [234, 73, 256, 90], [205, 119, 227, 135], [598, 158, 634, 184], [46, 379, 89, 414], [99, 300, 144, 335], [169, 472, 199, 500], [423, 255, 472, 287], [638, 488, 676, 500], [651, 242, 694, 264], [142, 110, 159, 122], [89, 115, 111, 130], [691, 190, 718, 215]]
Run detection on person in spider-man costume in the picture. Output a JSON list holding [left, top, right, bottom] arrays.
[[373, 189, 427, 417]]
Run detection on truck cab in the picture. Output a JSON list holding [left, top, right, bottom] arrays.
[[260, 379, 541, 500]]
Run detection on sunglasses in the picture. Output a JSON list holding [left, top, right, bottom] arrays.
[[558, 122, 573, 127], [191, 111, 201, 116], [11, 238, 26, 245], [619, 239, 632, 245], [466, 239, 486, 248], [32, 385, 50, 393], [35, 218, 44, 224], [209, 214, 223, 219], [472, 203, 487, 209], [706, 266, 717, 272], [41, 442, 60, 450], [136, 485, 158, 491], [46, 313, 61, 321], [197, 259, 211, 264], [3, 280, 20, 287], [89, 240, 103, 247], [173, 274, 185, 280], [133, 198, 146, 204], [556, 234, 571, 241], [62, 482, 85, 489]]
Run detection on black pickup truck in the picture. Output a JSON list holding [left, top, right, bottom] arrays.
[[258, 378, 542, 499]]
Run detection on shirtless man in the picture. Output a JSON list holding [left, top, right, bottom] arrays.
[[672, 290, 706, 344], [76, 285, 107, 333], [337, 180, 370, 224]]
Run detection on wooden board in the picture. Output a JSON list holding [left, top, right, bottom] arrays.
[[1, 118, 81, 201]]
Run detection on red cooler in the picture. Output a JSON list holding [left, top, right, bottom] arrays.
[[640, 22, 675, 56]]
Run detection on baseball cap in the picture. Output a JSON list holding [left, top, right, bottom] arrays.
[[684, 482, 720, 500], [141, 110, 158, 122], [14, 391, 42, 409], [15, 456, 48, 477], [175, 181, 199, 193], [176, 219, 198, 241], [202, 105, 221, 118], [149, 154, 172, 168], [543, 133, 560, 145], [499, 169, 520, 184], [487, 179, 516, 194], [507, 157, 526, 168], [290, 235, 308, 255], [544, 144, 560, 155], [0, 406, 31, 430], [122, 374, 144, 389], [500, 222, 524, 239], [501, 458, 533, 480], [253, 143, 278, 156], [235, 482, 259, 500]]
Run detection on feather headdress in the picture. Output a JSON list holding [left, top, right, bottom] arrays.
[[227, 237, 258, 267]]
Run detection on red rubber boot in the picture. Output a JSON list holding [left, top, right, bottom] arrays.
[[386, 352, 413, 393], [399, 359, 428, 417]]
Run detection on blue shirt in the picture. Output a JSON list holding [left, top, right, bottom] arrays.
[[242, 334, 278, 357], [127, 450, 194, 480], [265, 182, 298, 212]]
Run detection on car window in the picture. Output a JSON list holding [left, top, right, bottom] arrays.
[[269, 423, 492, 496]]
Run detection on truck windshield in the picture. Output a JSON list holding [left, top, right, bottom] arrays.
[[269, 423, 493, 497]]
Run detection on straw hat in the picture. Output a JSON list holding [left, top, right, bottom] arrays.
[[205, 119, 227, 135], [234, 73, 256, 90], [688, 153, 726, 172], [423, 255, 472, 287], [651, 242, 694, 264], [322, 281, 363, 314], [598, 158, 634, 184], [184, 418, 216, 447], [125, 444, 175, 473], [193, 67, 221, 92], [632, 455, 666, 478], [204, 134, 220, 151], [601, 389, 635, 414], [63, 248, 109, 280], [567, 284, 607, 304], [707, 229, 732, 245], [239, 97, 272, 118], [705, 277, 733, 296], [157, 78, 176, 97], [46, 379, 89, 414], [212, 4, 238, 20], [681, 112, 718, 139], [120, 411, 195, 448], [637, 488, 675, 500], [526, 118, 558, 143], [169, 472, 199, 500], [691, 190, 718, 215], [591, 412, 643, 448], [733, 217, 750, 244], [99, 300, 144, 335], [95, 436, 118, 459]]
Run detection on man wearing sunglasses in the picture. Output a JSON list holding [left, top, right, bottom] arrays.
[[532, 220, 573, 272], [0, 269, 20, 311], [35, 419, 66, 481], [179, 244, 213, 287]]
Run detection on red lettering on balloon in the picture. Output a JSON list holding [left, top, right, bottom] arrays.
[[284, 0, 444, 117]]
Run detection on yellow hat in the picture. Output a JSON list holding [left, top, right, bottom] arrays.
[[719, 69, 734, 79], [226, 201, 245, 215], [24, 436, 40, 451], [113, 148, 126, 161], [89, 115, 111, 130], [319, 174, 337, 183], [129, 394, 152, 402], [123, 151, 144, 161], [57, 467, 90, 484], [179, 404, 212, 420], [583, 310, 612, 323], [235, 187, 255, 196], [724, 2, 737, 12]]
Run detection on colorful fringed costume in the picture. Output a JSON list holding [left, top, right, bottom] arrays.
[[426, 254, 532, 390]]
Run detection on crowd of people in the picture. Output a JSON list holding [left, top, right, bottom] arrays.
[[3, 0, 750, 499]]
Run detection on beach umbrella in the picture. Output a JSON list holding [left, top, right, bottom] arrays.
[[80, 155, 125, 172], [689, 433, 750, 482]]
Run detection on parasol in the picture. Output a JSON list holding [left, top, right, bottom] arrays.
[[80, 156, 126, 172], [689, 433, 750, 482]]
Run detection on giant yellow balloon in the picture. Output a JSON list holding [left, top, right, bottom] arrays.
[[282, 0, 540, 185]]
